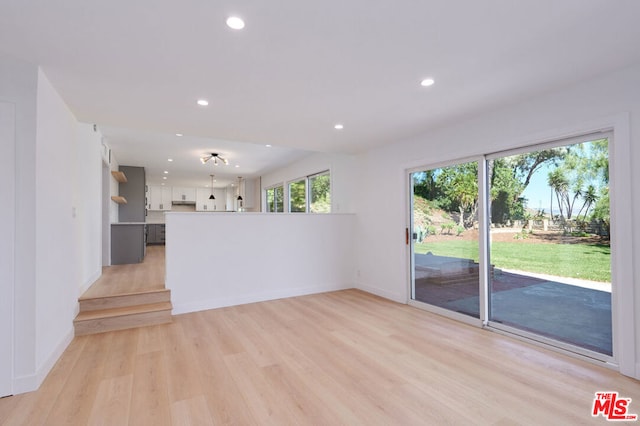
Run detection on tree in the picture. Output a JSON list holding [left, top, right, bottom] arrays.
[[509, 147, 567, 196], [436, 162, 478, 227], [576, 184, 598, 220], [546, 139, 608, 221]]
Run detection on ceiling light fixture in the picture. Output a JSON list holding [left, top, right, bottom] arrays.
[[197, 99, 209, 106], [334, 124, 344, 130], [265, 144, 272, 148], [420, 78, 435, 87], [209, 175, 215, 200], [200, 152, 229, 166], [176, 133, 183, 137], [167, 158, 173, 162], [226, 16, 245, 30], [164, 171, 169, 174]]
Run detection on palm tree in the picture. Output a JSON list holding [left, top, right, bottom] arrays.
[[547, 168, 569, 220], [577, 184, 598, 220]]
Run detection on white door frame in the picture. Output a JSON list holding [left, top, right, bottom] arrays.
[[0, 102, 16, 396]]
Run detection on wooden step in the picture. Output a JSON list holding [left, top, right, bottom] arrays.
[[79, 288, 171, 312], [74, 302, 172, 336]]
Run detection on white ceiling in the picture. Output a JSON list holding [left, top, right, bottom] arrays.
[[2, 0, 640, 186]]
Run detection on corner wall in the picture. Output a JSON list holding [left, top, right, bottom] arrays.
[[1, 56, 105, 393]]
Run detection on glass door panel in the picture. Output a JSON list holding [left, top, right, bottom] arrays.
[[487, 138, 612, 355], [411, 161, 480, 318]]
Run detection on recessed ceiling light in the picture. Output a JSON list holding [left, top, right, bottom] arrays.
[[164, 171, 169, 174], [197, 99, 209, 106], [235, 165, 240, 168], [226, 16, 245, 30], [334, 124, 344, 130], [161, 183, 165, 186], [175, 133, 183, 137], [420, 78, 435, 87], [163, 177, 167, 180], [167, 158, 173, 162], [265, 144, 272, 148]]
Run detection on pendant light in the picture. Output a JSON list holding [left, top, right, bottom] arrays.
[[209, 175, 215, 200], [236, 176, 243, 201]]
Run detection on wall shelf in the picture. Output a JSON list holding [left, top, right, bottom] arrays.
[[111, 196, 127, 204], [111, 171, 128, 183]]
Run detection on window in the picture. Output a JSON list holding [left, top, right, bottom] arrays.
[[309, 171, 331, 213], [281, 170, 331, 213], [289, 179, 307, 212], [266, 185, 284, 213]]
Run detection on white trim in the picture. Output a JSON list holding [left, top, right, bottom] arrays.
[[172, 283, 352, 315], [13, 328, 73, 394], [78, 269, 102, 297], [358, 283, 406, 305], [0, 101, 16, 397], [607, 113, 635, 377]]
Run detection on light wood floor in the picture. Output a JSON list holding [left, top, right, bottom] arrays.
[[80, 245, 166, 299], [2, 289, 639, 425]]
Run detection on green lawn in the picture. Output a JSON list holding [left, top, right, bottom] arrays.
[[414, 240, 611, 283]]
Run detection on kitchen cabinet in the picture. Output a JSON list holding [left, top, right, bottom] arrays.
[[111, 224, 146, 264], [118, 166, 146, 222], [172, 186, 196, 203], [147, 224, 166, 245], [148, 185, 172, 211], [196, 187, 226, 211]]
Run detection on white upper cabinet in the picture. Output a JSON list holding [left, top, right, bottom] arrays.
[[196, 188, 226, 211], [172, 186, 196, 203], [148, 185, 172, 211]]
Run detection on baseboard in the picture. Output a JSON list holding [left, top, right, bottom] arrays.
[[78, 269, 102, 297], [356, 283, 406, 304], [12, 327, 74, 395], [172, 283, 351, 315]]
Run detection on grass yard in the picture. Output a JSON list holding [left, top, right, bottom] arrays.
[[414, 240, 611, 283]]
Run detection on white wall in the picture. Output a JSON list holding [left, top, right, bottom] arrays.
[[261, 152, 357, 213], [354, 63, 640, 378], [34, 69, 79, 374], [166, 212, 356, 314], [1, 56, 105, 393], [76, 123, 103, 293], [1, 53, 38, 392]]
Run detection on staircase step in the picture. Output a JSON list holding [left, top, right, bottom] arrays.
[[79, 288, 171, 312], [74, 302, 172, 336]]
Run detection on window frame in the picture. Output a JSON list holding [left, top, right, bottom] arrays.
[[282, 170, 332, 213], [308, 170, 331, 214], [265, 183, 284, 213], [406, 127, 631, 369]]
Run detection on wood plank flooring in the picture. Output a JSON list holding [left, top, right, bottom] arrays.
[[2, 289, 639, 425], [80, 245, 165, 299]]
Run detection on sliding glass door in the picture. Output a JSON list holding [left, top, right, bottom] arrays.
[[410, 134, 612, 358], [487, 136, 612, 356], [410, 160, 480, 319]]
